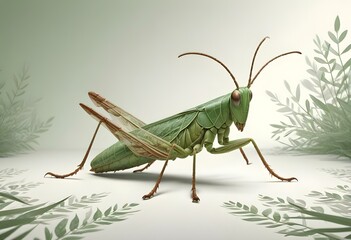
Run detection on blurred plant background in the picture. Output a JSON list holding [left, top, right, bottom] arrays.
[[267, 16, 351, 159], [0, 68, 53, 157]]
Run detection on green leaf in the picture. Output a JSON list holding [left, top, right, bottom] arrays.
[[342, 44, 351, 54], [129, 203, 139, 207], [262, 208, 272, 217], [290, 202, 351, 226], [69, 214, 79, 231], [250, 205, 258, 214], [0, 217, 35, 229], [104, 207, 112, 216], [0, 192, 28, 205], [277, 107, 290, 113], [45, 227, 53, 240], [93, 208, 102, 221], [284, 80, 291, 93], [0, 226, 21, 239], [287, 116, 296, 125], [0, 203, 45, 217], [96, 221, 113, 225], [17, 196, 69, 219], [55, 218, 68, 238], [310, 95, 329, 112], [305, 100, 311, 112], [334, 16, 340, 32], [302, 79, 318, 93], [296, 84, 301, 102], [339, 30, 347, 42], [10, 226, 36, 240], [314, 57, 327, 64], [344, 58, 351, 70], [273, 212, 281, 222], [266, 90, 275, 99]]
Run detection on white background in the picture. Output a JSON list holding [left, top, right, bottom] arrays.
[[1, 0, 351, 150]]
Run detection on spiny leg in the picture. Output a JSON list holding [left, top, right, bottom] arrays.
[[204, 130, 297, 182], [142, 160, 169, 200], [250, 139, 297, 182], [239, 147, 251, 165], [191, 152, 200, 203], [133, 160, 155, 173], [44, 121, 102, 178]]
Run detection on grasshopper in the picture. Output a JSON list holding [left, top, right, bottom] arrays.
[[46, 37, 300, 202]]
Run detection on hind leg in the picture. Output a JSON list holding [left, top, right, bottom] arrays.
[[133, 160, 155, 173]]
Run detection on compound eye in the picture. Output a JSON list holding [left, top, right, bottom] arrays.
[[231, 90, 241, 106], [249, 91, 253, 101]]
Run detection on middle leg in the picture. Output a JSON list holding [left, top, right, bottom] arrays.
[[142, 160, 169, 200], [191, 152, 200, 203]]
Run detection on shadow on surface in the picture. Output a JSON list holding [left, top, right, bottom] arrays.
[[91, 171, 290, 189], [93, 171, 236, 188]]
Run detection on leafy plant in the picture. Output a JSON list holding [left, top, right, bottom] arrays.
[[0, 168, 140, 239], [267, 16, 351, 158], [44, 203, 139, 240], [223, 168, 351, 240], [0, 67, 53, 157]]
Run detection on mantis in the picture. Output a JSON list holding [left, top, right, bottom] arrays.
[[45, 37, 301, 202]]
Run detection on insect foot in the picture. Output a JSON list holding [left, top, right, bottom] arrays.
[[192, 195, 200, 203], [142, 194, 153, 200], [283, 177, 298, 182]]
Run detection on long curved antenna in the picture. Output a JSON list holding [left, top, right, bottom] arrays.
[[250, 51, 302, 87], [178, 52, 239, 89], [248, 36, 269, 87]]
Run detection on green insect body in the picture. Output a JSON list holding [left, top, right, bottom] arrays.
[[45, 37, 301, 202], [91, 91, 249, 172]]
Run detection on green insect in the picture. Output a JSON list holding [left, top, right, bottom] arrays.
[[46, 37, 300, 202]]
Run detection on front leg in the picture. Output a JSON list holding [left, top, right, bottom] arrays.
[[218, 127, 250, 165], [203, 130, 297, 182]]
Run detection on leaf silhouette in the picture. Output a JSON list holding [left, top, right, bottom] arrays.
[[267, 15, 351, 159]]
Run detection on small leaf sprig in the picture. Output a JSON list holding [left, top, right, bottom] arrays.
[[267, 16, 351, 159], [223, 167, 351, 240], [0, 67, 53, 157], [0, 168, 141, 239], [44, 203, 139, 240], [224, 195, 351, 240]]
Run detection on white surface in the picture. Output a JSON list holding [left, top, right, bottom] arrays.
[[1, 149, 349, 239]]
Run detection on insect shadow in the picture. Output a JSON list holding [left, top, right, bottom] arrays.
[[92, 171, 238, 188]]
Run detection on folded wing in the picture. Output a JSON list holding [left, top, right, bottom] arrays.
[[80, 103, 174, 160], [88, 91, 145, 132]]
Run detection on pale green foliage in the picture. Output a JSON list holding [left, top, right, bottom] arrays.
[[267, 16, 351, 159], [0, 67, 53, 157], [223, 168, 351, 240], [0, 168, 139, 239]]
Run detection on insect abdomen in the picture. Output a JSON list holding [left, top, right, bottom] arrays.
[[90, 142, 152, 172]]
